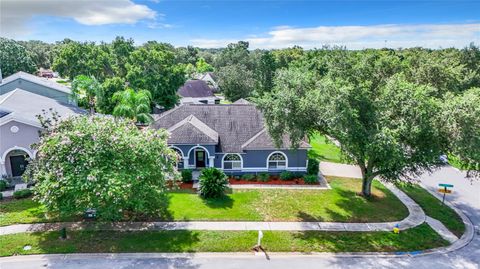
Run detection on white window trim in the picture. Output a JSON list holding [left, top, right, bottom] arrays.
[[222, 153, 243, 170], [169, 146, 185, 169], [187, 145, 210, 168], [266, 151, 288, 170]]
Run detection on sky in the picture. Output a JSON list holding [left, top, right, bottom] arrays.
[[1, 0, 479, 49]]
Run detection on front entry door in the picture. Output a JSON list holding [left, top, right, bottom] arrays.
[[10, 155, 28, 177], [195, 150, 206, 168]]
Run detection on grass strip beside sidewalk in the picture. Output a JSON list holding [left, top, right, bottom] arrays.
[[0, 224, 447, 256], [396, 183, 465, 237]]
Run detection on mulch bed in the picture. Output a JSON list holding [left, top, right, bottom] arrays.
[[228, 177, 318, 186]]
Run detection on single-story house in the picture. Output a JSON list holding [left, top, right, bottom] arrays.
[[0, 89, 85, 177], [0, 71, 75, 105], [151, 100, 310, 174], [178, 80, 220, 105]]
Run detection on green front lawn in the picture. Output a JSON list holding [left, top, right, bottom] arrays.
[[0, 224, 447, 256], [1, 178, 408, 226], [396, 183, 465, 237], [308, 133, 344, 163]]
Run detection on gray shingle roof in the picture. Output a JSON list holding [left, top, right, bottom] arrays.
[[167, 115, 218, 144], [0, 89, 86, 124], [232, 98, 250, 104], [152, 103, 310, 152], [0, 71, 71, 94], [242, 128, 310, 150], [178, 80, 215, 98]]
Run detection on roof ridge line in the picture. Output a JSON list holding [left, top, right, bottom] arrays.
[[0, 88, 18, 105], [241, 128, 267, 149]]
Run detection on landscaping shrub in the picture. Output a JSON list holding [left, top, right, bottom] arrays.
[[241, 174, 256, 181], [280, 171, 294, 181], [293, 173, 304, 179], [0, 192, 2, 200], [307, 158, 319, 175], [13, 189, 33, 199], [181, 169, 193, 183], [258, 173, 270, 182], [26, 116, 178, 221], [303, 175, 319, 184], [0, 180, 7, 191], [198, 167, 228, 198]]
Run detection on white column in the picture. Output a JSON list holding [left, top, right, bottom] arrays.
[[208, 156, 215, 168], [0, 161, 6, 176], [183, 157, 189, 169]]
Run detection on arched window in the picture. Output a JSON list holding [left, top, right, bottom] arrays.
[[171, 148, 184, 169], [268, 152, 287, 169], [223, 154, 242, 170]]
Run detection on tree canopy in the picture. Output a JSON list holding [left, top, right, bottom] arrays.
[[26, 116, 179, 220], [0, 37, 36, 76], [256, 48, 479, 196], [126, 46, 186, 109]]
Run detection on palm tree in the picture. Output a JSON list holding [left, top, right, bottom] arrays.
[[72, 75, 101, 114], [112, 88, 153, 123]]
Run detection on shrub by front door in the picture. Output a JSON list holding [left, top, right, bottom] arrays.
[[195, 150, 206, 168]]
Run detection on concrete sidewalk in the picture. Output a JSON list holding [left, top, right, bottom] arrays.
[[0, 183, 425, 235]]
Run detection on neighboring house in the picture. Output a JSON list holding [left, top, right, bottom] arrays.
[[0, 71, 75, 105], [0, 89, 86, 177], [178, 80, 220, 105], [151, 100, 310, 174], [195, 72, 219, 92]]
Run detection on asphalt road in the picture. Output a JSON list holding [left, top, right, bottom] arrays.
[[1, 166, 479, 269]]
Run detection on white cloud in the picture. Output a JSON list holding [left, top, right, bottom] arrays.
[[191, 23, 480, 49], [0, 0, 157, 38]]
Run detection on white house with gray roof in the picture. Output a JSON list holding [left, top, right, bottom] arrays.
[[152, 100, 310, 174], [0, 71, 75, 105], [0, 88, 85, 177]]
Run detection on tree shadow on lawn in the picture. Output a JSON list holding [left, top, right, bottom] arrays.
[[295, 187, 408, 223], [30, 229, 203, 261], [200, 194, 234, 209]]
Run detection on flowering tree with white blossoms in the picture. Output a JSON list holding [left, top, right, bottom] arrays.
[[26, 116, 179, 220]]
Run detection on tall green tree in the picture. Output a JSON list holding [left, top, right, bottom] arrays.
[[97, 77, 126, 114], [126, 46, 185, 109], [0, 37, 36, 76], [112, 88, 153, 124], [257, 65, 446, 197], [26, 116, 178, 220], [72, 75, 101, 114], [251, 50, 277, 94], [52, 40, 114, 80], [214, 41, 251, 68], [217, 64, 255, 102], [442, 88, 480, 177], [18, 40, 56, 69], [111, 36, 135, 77], [195, 57, 214, 73]]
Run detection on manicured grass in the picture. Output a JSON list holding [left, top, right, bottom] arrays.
[[0, 224, 447, 256], [0, 199, 48, 226], [308, 133, 343, 163], [0, 178, 408, 225], [396, 183, 465, 237]]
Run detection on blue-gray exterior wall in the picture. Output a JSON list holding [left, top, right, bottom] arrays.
[[0, 79, 75, 105], [170, 142, 308, 174], [170, 144, 216, 168]]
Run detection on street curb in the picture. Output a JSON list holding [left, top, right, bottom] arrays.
[[0, 182, 473, 261]]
